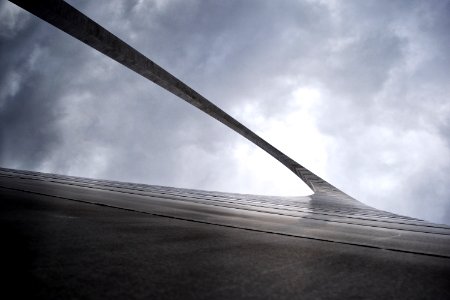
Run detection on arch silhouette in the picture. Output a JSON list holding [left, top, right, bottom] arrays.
[[11, 0, 357, 204]]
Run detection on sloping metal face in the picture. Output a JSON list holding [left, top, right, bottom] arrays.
[[1, 167, 450, 258], [1, 168, 450, 299]]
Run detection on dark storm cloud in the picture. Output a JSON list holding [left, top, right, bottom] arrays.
[[0, 0, 449, 224], [0, 13, 62, 170]]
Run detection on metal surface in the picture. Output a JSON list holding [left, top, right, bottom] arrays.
[[1, 168, 450, 299], [1, 168, 449, 258]]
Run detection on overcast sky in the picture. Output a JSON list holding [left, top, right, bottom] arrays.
[[1, 0, 449, 224]]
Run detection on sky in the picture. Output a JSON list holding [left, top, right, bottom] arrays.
[[0, 0, 449, 225]]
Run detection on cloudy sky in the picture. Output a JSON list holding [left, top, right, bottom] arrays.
[[1, 0, 449, 224]]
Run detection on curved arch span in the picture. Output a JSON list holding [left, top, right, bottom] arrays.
[[11, 0, 355, 202]]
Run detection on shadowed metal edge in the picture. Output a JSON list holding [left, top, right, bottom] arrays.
[[9, 0, 356, 201]]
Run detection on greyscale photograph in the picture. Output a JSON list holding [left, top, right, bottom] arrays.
[[0, 0, 449, 299]]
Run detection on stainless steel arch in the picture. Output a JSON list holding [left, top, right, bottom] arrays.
[[10, 0, 353, 200]]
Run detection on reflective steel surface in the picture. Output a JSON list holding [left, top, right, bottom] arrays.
[[1, 167, 450, 299]]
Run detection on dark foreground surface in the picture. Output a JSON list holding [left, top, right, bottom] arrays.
[[1, 169, 449, 299]]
